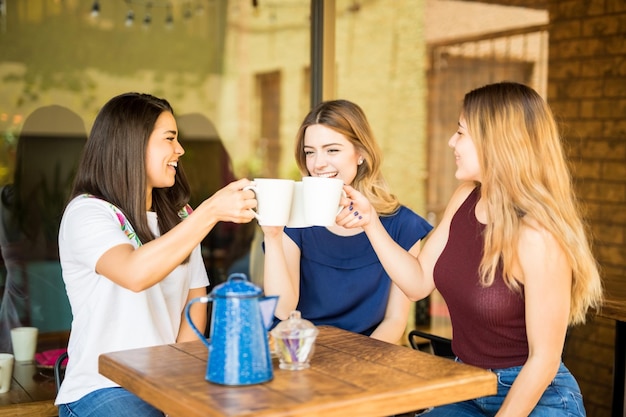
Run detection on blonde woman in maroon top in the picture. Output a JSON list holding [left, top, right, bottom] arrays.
[[340, 82, 603, 416]]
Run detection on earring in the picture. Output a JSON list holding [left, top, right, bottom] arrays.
[[358, 157, 364, 165]]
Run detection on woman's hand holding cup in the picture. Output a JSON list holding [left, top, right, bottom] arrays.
[[336, 184, 376, 229], [201, 178, 257, 224]]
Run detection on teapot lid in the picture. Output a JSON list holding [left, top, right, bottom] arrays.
[[211, 273, 262, 298], [271, 310, 319, 339]]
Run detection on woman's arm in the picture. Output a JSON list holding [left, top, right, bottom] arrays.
[[369, 281, 412, 344], [96, 179, 256, 292], [177, 286, 209, 343], [336, 187, 432, 301], [369, 238, 422, 344], [496, 221, 572, 416], [261, 226, 302, 319], [338, 183, 475, 301]]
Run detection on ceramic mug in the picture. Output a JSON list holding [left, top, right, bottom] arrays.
[[0, 353, 14, 393], [10, 327, 38, 363], [286, 181, 311, 228], [245, 178, 295, 226], [301, 176, 346, 226]]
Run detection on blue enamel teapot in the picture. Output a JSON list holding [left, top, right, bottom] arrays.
[[184, 273, 278, 386]]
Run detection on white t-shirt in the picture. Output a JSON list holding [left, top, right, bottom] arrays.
[[55, 196, 209, 405]]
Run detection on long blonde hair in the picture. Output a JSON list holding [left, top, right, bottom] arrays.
[[294, 99, 399, 215], [463, 82, 603, 325]]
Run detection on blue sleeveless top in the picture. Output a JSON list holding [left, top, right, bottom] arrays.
[[283, 206, 432, 335]]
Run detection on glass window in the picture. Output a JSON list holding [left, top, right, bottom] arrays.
[[0, 0, 548, 337]]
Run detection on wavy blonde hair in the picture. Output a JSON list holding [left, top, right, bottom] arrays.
[[294, 99, 399, 215], [463, 82, 603, 325]]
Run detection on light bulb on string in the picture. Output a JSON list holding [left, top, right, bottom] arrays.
[[195, 1, 205, 16], [120, 0, 213, 28], [143, 2, 152, 28], [184, 2, 193, 20], [165, 3, 173, 29], [125, 9, 135, 27], [123, 0, 134, 27], [91, 0, 100, 18]]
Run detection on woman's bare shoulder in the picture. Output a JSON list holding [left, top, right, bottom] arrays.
[[445, 182, 477, 214]]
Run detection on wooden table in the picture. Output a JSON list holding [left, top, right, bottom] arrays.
[[0, 361, 57, 417], [99, 325, 496, 417], [0, 331, 67, 417]]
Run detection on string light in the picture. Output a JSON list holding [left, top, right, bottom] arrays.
[[143, 2, 152, 28], [0, 0, 5, 35], [165, 4, 174, 29], [90, 0, 210, 29], [184, 3, 193, 20], [125, 9, 135, 27], [91, 0, 101, 18]]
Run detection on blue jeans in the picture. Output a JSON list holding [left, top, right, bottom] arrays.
[[417, 362, 585, 417], [58, 387, 165, 417]]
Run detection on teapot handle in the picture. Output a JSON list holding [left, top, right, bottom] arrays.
[[184, 296, 212, 349], [228, 272, 248, 282]]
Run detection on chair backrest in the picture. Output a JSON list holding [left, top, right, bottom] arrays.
[[54, 351, 69, 392], [408, 329, 455, 359]]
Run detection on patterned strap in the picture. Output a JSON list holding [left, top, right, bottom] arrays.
[[81, 194, 193, 247], [179, 204, 193, 219]]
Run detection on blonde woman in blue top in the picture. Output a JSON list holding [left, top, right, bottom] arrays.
[[262, 99, 432, 344]]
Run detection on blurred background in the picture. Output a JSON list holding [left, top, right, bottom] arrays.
[[0, 1, 623, 415]]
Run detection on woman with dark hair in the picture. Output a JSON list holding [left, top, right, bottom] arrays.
[[262, 99, 432, 344], [55, 93, 257, 417]]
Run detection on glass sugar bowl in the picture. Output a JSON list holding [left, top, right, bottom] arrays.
[[270, 310, 319, 370]]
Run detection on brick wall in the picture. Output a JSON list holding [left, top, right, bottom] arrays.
[[564, 316, 615, 416], [547, 1, 625, 416]]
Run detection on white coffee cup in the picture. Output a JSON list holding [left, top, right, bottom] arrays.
[[302, 176, 346, 226], [0, 353, 14, 393], [286, 181, 312, 228], [245, 178, 295, 226], [10, 327, 38, 362]]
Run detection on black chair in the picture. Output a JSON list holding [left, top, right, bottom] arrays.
[[408, 329, 455, 359], [54, 351, 69, 392]]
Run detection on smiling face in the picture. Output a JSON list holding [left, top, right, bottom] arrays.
[[303, 124, 362, 185], [145, 111, 184, 194], [448, 115, 481, 182]]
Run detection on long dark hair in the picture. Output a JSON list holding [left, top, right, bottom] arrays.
[[71, 92, 191, 244]]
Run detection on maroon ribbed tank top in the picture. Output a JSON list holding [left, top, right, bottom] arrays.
[[434, 187, 528, 369]]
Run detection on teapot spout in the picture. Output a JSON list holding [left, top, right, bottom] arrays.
[[259, 295, 279, 330]]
